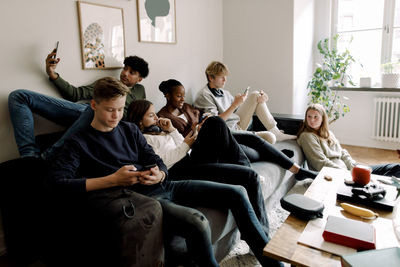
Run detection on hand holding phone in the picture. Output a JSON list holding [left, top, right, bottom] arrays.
[[199, 112, 211, 123], [50, 41, 59, 64], [142, 163, 157, 171]]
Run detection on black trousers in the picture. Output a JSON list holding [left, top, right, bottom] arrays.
[[169, 116, 269, 236]]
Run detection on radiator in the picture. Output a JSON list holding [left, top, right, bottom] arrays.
[[373, 97, 400, 142]]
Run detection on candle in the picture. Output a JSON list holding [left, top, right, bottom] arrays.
[[352, 165, 372, 186]]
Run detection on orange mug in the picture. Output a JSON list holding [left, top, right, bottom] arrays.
[[351, 164, 372, 186]]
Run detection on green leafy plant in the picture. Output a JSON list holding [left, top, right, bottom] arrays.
[[307, 35, 356, 124]]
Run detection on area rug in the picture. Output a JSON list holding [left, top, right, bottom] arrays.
[[220, 179, 313, 267]]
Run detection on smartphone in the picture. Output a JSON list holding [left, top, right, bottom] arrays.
[[244, 86, 250, 94], [51, 41, 59, 63], [142, 163, 157, 171], [198, 112, 209, 123]]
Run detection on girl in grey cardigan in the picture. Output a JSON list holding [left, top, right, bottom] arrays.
[[297, 103, 400, 177]]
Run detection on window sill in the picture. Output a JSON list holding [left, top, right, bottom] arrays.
[[331, 87, 400, 92]]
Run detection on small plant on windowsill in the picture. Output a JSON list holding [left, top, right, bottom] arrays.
[[381, 62, 400, 88], [307, 34, 357, 124]]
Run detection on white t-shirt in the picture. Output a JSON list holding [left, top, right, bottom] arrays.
[[143, 129, 190, 169]]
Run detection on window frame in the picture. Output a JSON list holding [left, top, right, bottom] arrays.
[[331, 0, 398, 65]]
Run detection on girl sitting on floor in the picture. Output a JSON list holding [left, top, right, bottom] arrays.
[[297, 103, 400, 177]]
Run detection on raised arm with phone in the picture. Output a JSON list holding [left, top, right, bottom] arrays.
[[46, 41, 60, 80], [8, 44, 149, 161]]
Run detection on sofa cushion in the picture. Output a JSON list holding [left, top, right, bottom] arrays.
[[252, 139, 305, 210]]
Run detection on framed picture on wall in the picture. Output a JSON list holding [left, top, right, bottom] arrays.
[[77, 1, 126, 69], [136, 0, 177, 44]]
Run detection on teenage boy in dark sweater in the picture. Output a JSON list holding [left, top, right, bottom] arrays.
[[49, 76, 283, 267]]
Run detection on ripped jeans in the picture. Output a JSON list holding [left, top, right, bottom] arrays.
[[149, 180, 281, 267]]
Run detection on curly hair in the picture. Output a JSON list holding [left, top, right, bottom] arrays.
[[158, 79, 183, 96], [124, 56, 149, 78]]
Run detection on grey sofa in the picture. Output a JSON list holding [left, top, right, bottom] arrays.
[[0, 116, 305, 265]]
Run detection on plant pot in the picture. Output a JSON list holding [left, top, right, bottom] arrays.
[[381, 73, 400, 88]]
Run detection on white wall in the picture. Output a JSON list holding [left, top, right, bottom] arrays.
[[222, 0, 295, 114], [0, 0, 223, 163], [330, 91, 400, 150], [222, 0, 316, 116], [293, 0, 315, 115]]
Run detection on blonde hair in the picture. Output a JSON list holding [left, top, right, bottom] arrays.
[[205, 61, 229, 82], [297, 104, 335, 145]]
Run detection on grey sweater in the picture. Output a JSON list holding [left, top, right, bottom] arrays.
[[297, 131, 356, 171], [193, 85, 241, 130]]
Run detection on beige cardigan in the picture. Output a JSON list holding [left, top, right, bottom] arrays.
[[297, 131, 356, 171]]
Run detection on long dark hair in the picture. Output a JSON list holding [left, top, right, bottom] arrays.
[[127, 99, 153, 129]]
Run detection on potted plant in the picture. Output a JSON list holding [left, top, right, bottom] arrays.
[[381, 62, 400, 88], [307, 35, 356, 124]]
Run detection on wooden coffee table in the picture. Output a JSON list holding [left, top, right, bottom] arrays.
[[263, 167, 400, 267]]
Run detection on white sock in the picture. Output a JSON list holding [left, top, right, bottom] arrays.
[[269, 126, 296, 142], [255, 131, 276, 144]]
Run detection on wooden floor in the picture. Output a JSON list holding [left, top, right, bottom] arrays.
[[0, 145, 398, 266], [342, 144, 399, 165]]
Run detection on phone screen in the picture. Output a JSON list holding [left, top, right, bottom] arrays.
[[142, 163, 157, 170], [54, 41, 59, 55], [51, 41, 59, 63]]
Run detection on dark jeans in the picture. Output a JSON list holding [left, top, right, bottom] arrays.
[[371, 163, 400, 178], [170, 116, 269, 235], [189, 116, 251, 166], [232, 131, 294, 169], [151, 180, 281, 267], [169, 162, 269, 236]]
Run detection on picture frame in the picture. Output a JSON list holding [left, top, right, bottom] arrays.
[[136, 0, 176, 44], [77, 1, 126, 69]]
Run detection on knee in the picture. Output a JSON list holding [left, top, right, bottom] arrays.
[[248, 170, 261, 184], [389, 164, 400, 177], [229, 184, 249, 201], [118, 198, 163, 233], [204, 115, 224, 125], [8, 89, 28, 104], [203, 115, 227, 130], [247, 91, 259, 102], [141, 198, 163, 226], [186, 210, 210, 236]]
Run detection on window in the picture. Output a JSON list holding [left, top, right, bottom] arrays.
[[332, 0, 400, 86]]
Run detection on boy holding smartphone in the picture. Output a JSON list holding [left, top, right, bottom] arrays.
[[8, 44, 149, 160], [194, 61, 296, 144]]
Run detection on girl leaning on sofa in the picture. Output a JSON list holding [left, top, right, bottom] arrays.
[[297, 103, 400, 177]]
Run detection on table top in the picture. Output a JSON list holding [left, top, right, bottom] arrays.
[[263, 167, 400, 267]]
